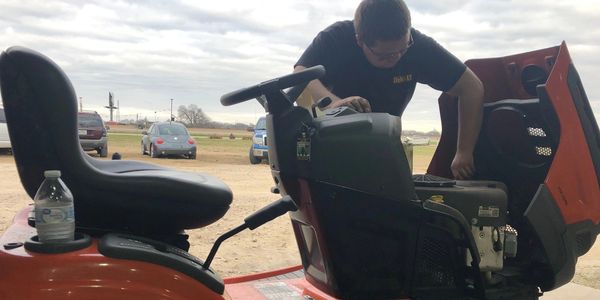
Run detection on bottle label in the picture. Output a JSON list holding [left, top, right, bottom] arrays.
[[35, 206, 75, 224]]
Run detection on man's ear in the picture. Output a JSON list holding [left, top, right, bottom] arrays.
[[355, 34, 363, 47]]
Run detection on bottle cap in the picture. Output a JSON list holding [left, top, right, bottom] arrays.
[[43, 170, 61, 178]]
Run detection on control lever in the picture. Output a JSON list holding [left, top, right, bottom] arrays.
[[203, 196, 297, 269], [311, 97, 332, 118]]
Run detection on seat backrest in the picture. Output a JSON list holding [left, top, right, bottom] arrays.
[[0, 47, 87, 197], [0, 47, 232, 235]]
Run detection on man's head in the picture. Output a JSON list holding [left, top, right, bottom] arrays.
[[354, 0, 412, 68]]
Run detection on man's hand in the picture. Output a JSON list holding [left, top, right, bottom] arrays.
[[331, 96, 372, 112], [451, 150, 475, 180], [446, 67, 483, 181], [293, 66, 371, 113]]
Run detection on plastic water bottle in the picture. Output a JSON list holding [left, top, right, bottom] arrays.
[[34, 170, 75, 243]]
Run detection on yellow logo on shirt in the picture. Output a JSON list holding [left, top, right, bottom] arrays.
[[393, 74, 413, 84]]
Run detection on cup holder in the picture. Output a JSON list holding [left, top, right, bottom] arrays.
[[25, 232, 92, 254]]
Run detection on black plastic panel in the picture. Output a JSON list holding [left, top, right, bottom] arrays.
[[98, 233, 224, 294], [523, 184, 574, 291]]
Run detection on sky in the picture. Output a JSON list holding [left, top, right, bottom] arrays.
[[0, 0, 598, 131]]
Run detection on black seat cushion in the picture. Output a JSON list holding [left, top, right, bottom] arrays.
[[0, 46, 232, 234]]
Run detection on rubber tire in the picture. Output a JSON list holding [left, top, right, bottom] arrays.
[[249, 148, 261, 164], [99, 147, 108, 158], [189, 152, 196, 160], [150, 144, 159, 158]]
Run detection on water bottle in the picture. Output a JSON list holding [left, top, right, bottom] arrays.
[[34, 170, 75, 243]]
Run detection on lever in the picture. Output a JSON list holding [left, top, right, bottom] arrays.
[[203, 196, 297, 269], [244, 196, 297, 230], [311, 96, 332, 118]]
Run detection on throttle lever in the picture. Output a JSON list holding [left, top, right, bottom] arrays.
[[203, 196, 297, 269], [311, 96, 332, 118]]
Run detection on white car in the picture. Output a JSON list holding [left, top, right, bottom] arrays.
[[0, 108, 11, 150]]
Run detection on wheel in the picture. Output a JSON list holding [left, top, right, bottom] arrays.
[[99, 147, 108, 158], [189, 152, 196, 160], [150, 144, 159, 158], [249, 148, 261, 164], [141, 142, 146, 155]]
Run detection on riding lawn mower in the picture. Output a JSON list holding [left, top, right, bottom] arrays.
[[0, 41, 598, 299]]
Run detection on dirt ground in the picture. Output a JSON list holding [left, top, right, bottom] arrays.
[[1, 146, 600, 289], [0, 146, 299, 279]]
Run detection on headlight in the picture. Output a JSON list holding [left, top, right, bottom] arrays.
[[253, 135, 264, 145]]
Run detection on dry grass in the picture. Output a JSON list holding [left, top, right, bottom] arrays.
[[109, 124, 253, 138]]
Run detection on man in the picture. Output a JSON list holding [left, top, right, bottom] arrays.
[[294, 0, 484, 180]]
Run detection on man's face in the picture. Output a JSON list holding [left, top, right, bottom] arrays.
[[358, 32, 413, 69]]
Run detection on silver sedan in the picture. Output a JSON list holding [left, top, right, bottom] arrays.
[[141, 121, 197, 159]]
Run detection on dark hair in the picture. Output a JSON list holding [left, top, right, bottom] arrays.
[[354, 0, 411, 46]]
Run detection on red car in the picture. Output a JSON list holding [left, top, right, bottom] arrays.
[[77, 111, 108, 157]]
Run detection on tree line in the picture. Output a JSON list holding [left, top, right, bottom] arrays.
[[177, 104, 253, 130], [175, 104, 440, 135]]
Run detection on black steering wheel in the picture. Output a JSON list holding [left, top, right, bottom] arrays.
[[220, 65, 325, 106]]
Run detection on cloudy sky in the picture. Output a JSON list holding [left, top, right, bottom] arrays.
[[0, 0, 598, 131]]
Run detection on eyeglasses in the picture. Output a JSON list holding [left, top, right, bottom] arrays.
[[365, 33, 413, 60]]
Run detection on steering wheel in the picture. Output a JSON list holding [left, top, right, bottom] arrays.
[[220, 65, 325, 106]]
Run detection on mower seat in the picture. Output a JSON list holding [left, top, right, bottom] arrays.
[[0, 46, 233, 235]]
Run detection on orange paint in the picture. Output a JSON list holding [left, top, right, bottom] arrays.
[[0, 208, 225, 300], [544, 43, 600, 224]]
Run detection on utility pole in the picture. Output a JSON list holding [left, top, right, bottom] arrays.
[[106, 92, 118, 122], [79, 97, 83, 112], [170, 98, 173, 123]]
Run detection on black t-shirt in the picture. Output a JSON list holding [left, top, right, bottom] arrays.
[[296, 20, 466, 116]]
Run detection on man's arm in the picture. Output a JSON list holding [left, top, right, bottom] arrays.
[[294, 65, 371, 112], [445, 67, 484, 180]]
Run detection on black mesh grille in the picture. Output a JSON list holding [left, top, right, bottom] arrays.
[[528, 125, 554, 158], [535, 146, 553, 156], [415, 237, 457, 288], [527, 127, 547, 137]]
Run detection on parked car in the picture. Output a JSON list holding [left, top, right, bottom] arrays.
[[141, 121, 196, 159], [0, 107, 11, 151], [249, 116, 268, 164], [77, 111, 108, 157]]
